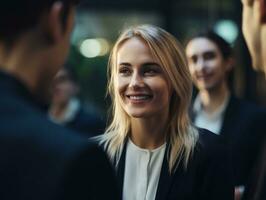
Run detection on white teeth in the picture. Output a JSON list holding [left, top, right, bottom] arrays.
[[129, 95, 150, 100]]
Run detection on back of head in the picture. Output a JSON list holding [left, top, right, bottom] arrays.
[[0, 0, 79, 46]]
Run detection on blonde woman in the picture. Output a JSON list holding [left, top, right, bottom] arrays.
[[97, 24, 233, 200]]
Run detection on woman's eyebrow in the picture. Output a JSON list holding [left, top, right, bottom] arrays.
[[142, 62, 160, 67], [118, 62, 131, 66], [202, 50, 216, 54]]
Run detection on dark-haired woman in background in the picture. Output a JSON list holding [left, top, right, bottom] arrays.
[[186, 30, 266, 199]]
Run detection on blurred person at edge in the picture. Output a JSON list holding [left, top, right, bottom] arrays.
[[239, 0, 266, 199], [0, 0, 119, 199], [185, 30, 266, 200], [49, 66, 105, 136], [96, 24, 234, 200]]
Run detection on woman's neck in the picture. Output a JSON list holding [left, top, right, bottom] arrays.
[[199, 83, 229, 114], [130, 114, 168, 150]]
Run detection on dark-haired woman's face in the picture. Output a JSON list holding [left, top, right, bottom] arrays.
[[186, 38, 231, 92]]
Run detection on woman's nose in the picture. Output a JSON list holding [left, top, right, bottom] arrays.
[[195, 57, 205, 71], [129, 72, 144, 89]]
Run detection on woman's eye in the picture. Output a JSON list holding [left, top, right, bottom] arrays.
[[144, 68, 159, 76], [119, 67, 131, 76], [203, 52, 216, 60], [191, 56, 198, 64], [145, 70, 155, 74]]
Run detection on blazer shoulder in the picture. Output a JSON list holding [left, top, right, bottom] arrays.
[[188, 128, 234, 200], [229, 96, 266, 115]]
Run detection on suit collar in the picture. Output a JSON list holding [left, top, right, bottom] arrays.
[[116, 140, 127, 198], [155, 145, 174, 200], [219, 95, 238, 136]]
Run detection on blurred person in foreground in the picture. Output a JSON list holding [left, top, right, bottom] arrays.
[[96, 24, 234, 200], [240, 0, 266, 199], [49, 66, 105, 137], [0, 0, 118, 199], [186, 30, 266, 192]]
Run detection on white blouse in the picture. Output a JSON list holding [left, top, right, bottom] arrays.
[[123, 139, 166, 200]]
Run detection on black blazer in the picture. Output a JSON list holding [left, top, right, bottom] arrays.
[[0, 71, 119, 200], [115, 129, 234, 200], [243, 137, 266, 200], [191, 95, 266, 186]]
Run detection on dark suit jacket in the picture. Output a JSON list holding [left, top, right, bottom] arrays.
[[0, 71, 119, 200], [115, 129, 233, 200], [243, 138, 266, 200], [191, 95, 266, 186]]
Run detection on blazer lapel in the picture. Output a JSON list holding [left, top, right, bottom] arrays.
[[155, 145, 174, 200], [116, 141, 127, 199], [220, 95, 238, 137]]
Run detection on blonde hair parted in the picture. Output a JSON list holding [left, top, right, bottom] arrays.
[[99, 24, 198, 173]]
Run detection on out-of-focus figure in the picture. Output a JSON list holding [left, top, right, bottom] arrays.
[[186, 30, 234, 135], [49, 66, 105, 136], [186, 30, 266, 199], [0, 0, 119, 199], [241, 0, 266, 199]]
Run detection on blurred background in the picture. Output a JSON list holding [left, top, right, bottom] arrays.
[[66, 0, 266, 120]]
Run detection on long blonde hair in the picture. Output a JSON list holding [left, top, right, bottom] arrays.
[[99, 24, 198, 173]]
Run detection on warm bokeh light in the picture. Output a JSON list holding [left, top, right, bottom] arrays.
[[80, 38, 110, 58]]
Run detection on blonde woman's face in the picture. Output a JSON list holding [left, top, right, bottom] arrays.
[[115, 37, 171, 119]]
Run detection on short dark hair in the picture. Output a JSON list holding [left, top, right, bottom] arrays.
[[0, 0, 79, 46], [188, 30, 233, 60]]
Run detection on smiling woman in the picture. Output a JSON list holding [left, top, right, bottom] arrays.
[[117, 37, 171, 119], [96, 24, 234, 200]]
